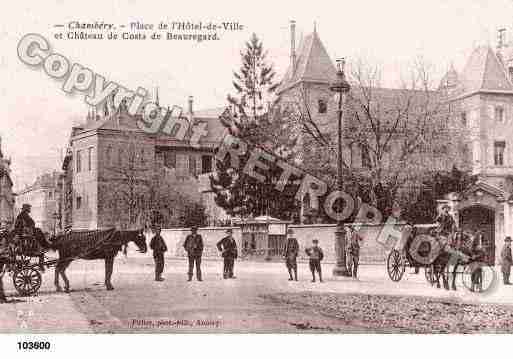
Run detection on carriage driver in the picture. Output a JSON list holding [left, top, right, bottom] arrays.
[[434, 204, 457, 239], [14, 203, 45, 272]]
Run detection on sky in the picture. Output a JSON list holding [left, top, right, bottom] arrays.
[[1, 0, 513, 191]]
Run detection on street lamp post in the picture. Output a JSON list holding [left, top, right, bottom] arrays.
[[331, 58, 352, 277], [52, 211, 59, 236]]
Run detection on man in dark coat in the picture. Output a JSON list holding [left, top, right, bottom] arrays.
[[470, 236, 485, 292], [283, 228, 299, 281], [14, 203, 45, 272], [305, 239, 324, 283], [216, 228, 238, 279], [184, 226, 204, 281], [14, 204, 36, 235], [150, 227, 167, 281], [346, 227, 361, 279], [501, 236, 512, 285]]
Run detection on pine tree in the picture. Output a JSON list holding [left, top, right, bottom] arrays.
[[211, 33, 299, 220], [228, 33, 278, 125]]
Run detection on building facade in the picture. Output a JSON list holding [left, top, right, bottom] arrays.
[[61, 96, 227, 230], [0, 137, 15, 228], [440, 35, 513, 265], [276, 22, 463, 221], [277, 22, 513, 264], [15, 170, 63, 234]]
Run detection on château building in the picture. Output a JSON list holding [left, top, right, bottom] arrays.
[[276, 21, 513, 264]]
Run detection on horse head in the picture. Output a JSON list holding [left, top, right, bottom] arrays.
[[130, 229, 147, 254]]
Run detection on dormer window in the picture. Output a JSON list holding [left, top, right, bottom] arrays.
[[495, 106, 505, 123], [318, 99, 327, 114]]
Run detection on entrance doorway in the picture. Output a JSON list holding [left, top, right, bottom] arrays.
[[459, 205, 495, 265]]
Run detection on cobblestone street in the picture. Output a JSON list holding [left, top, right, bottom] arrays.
[[2, 257, 513, 333], [263, 292, 513, 333]]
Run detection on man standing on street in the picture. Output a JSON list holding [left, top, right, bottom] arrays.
[[346, 227, 361, 279], [184, 226, 204, 281], [305, 239, 324, 283], [501, 236, 512, 285], [216, 228, 238, 279], [150, 227, 167, 281], [283, 228, 299, 281]]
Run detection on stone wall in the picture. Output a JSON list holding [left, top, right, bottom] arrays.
[[134, 223, 404, 264], [288, 224, 390, 263]]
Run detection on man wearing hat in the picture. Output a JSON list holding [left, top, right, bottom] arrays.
[[14, 203, 45, 272], [14, 204, 35, 236], [501, 236, 512, 285], [184, 226, 204, 281], [149, 226, 167, 281], [434, 204, 457, 238], [216, 228, 238, 279], [305, 239, 324, 283], [346, 226, 362, 279], [283, 228, 299, 281]]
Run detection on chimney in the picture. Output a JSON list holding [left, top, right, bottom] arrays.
[[290, 20, 297, 72], [188, 96, 194, 116], [497, 28, 506, 63]]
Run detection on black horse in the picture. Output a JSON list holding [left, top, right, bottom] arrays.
[[431, 231, 476, 290], [51, 228, 147, 292]]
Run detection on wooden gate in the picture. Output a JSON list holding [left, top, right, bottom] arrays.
[[459, 205, 495, 265]]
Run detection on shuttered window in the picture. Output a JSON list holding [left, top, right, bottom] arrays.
[[494, 141, 506, 166], [189, 155, 197, 176]]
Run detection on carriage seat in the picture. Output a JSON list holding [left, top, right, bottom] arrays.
[[12, 233, 45, 256]]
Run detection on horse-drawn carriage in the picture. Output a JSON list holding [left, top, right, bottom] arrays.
[[386, 224, 494, 292], [1, 227, 147, 299], [0, 230, 56, 296]]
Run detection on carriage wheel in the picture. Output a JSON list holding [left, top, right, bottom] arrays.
[[424, 265, 435, 285], [387, 249, 405, 282], [13, 267, 42, 296]]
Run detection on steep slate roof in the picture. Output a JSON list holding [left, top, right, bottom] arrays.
[[277, 29, 337, 93], [77, 106, 227, 145], [456, 46, 513, 94]]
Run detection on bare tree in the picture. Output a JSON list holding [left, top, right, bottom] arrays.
[[279, 57, 467, 217], [103, 130, 207, 228], [103, 131, 153, 229]]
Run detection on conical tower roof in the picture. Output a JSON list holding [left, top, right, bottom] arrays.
[[457, 46, 513, 93], [277, 29, 337, 93]]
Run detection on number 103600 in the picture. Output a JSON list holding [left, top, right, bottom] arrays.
[[17, 341, 51, 350]]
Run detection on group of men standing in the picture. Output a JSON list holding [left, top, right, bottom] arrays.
[[149, 226, 238, 282], [283, 228, 360, 282], [148, 209, 513, 287], [283, 229, 325, 282], [150, 226, 359, 283]]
